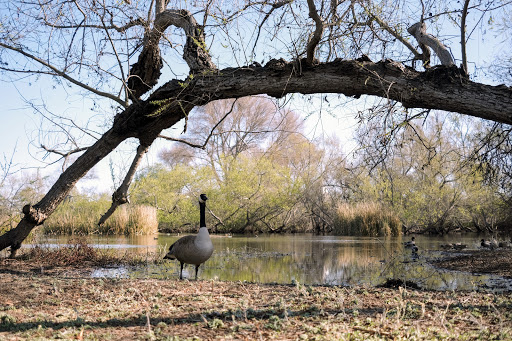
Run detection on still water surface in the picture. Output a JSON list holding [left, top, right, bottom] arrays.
[[31, 234, 512, 292]]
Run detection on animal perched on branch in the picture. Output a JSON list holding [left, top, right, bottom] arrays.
[[164, 194, 214, 280]]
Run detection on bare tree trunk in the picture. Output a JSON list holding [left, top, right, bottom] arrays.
[[98, 143, 151, 227]]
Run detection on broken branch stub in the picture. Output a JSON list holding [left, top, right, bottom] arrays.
[[408, 22, 454, 67]]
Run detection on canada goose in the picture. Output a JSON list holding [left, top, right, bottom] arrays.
[[481, 239, 494, 249], [163, 194, 214, 280], [404, 237, 415, 248]]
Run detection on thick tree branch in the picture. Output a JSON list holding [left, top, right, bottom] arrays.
[[150, 59, 511, 125], [98, 143, 151, 227], [128, 9, 216, 98], [407, 22, 455, 67], [306, 0, 324, 65]]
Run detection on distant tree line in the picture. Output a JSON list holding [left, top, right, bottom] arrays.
[[1, 97, 511, 236]]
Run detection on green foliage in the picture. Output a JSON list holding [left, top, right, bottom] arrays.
[[130, 164, 207, 231], [131, 155, 300, 233], [351, 113, 511, 234]]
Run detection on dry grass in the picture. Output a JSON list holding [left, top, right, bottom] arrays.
[[16, 237, 163, 268], [0, 268, 510, 340], [333, 202, 401, 236], [45, 203, 158, 235]]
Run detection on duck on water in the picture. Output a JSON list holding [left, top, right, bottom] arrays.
[[164, 194, 214, 280]]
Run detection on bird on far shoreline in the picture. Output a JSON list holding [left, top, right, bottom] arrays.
[[404, 237, 415, 248]]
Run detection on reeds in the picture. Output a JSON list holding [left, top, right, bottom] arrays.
[[44, 201, 158, 235], [102, 205, 159, 235], [332, 202, 401, 236]]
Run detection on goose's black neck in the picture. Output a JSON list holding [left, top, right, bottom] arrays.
[[199, 194, 208, 227], [199, 201, 206, 227]]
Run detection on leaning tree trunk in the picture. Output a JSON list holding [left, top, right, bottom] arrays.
[[1, 58, 511, 256], [0, 128, 126, 257], [0, 99, 189, 257]]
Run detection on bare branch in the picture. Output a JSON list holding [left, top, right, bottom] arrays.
[[40, 145, 89, 158], [461, 0, 471, 74], [251, 0, 293, 58], [360, 3, 422, 62], [158, 99, 238, 148], [0, 43, 127, 107], [407, 22, 455, 67]]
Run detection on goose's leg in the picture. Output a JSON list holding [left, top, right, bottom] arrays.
[[179, 262, 184, 280], [195, 264, 200, 280]]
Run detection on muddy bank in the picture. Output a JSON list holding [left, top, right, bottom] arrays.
[[432, 249, 512, 278]]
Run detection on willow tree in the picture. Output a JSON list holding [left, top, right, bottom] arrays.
[[1, 0, 511, 256]]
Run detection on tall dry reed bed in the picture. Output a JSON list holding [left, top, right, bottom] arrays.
[[332, 202, 401, 236], [44, 200, 158, 235]]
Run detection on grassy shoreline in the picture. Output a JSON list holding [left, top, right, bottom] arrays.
[[1, 269, 511, 340], [1, 243, 512, 340]]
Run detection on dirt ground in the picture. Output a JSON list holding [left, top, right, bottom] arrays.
[[1, 251, 512, 340]]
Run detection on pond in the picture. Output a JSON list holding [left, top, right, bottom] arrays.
[[29, 233, 512, 292]]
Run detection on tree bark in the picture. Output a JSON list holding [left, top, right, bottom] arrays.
[[1, 58, 511, 255], [408, 22, 455, 67]]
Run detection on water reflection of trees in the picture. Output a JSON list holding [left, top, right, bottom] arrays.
[[74, 234, 508, 291], [202, 236, 399, 285]]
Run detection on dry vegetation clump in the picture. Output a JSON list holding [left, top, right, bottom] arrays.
[[333, 202, 401, 236], [0, 269, 510, 340], [14, 238, 163, 269], [100, 205, 158, 235], [45, 203, 158, 235]]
